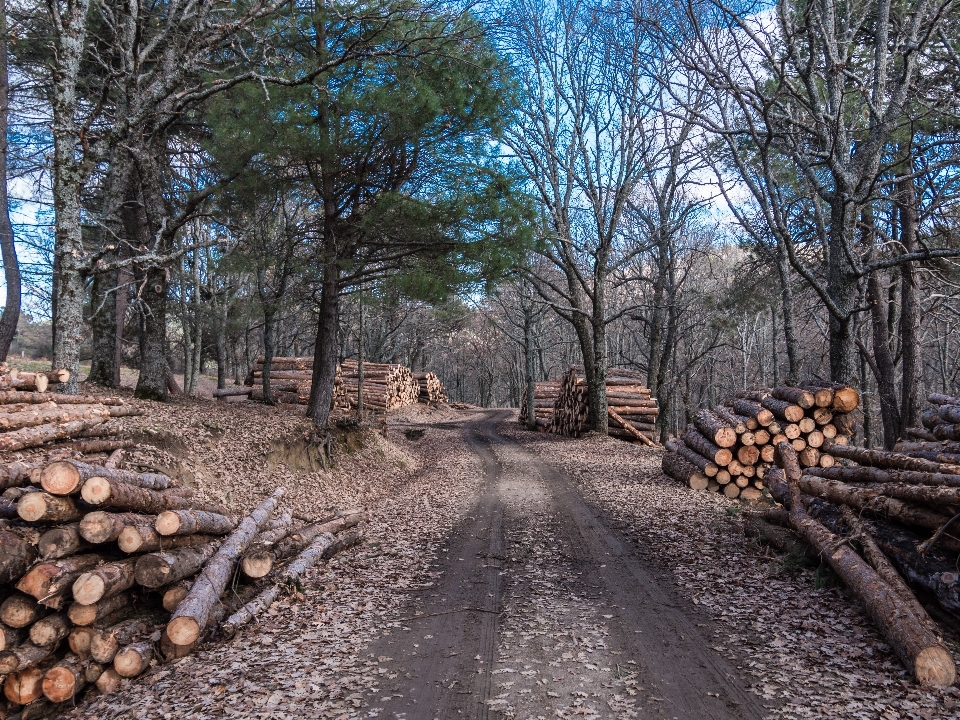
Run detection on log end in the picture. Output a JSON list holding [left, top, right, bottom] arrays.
[[95, 667, 121, 695], [4, 667, 43, 704], [79, 511, 115, 544], [117, 526, 145, 554], [240, 554, 273, 579], [113, 646, 146, 677], [715, 427, 738, 448], [167, 616, 200, 646], [17, 493, 49, 522], [72, 573, 105, 605], [39, 461, 81, 496], [155, 511, 181, 536], [41, 665, 77, 703], [80, 477, 112, 505], [915, 646, 956, 688], [67, 602, 98, 627], [68, 626, 96, 657], [161, 585, 190, 614], [688, 474, 709, 491]]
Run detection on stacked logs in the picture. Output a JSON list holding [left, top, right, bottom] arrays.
[[340, 360, 419, 411], [519, 367, 658, 444], [0, 366, 71, 395], [413, 372, 448, 405], [912, 392, 960, 443], [662, 381, 859, 501], [0, 451, 363, 714], [753, 442, 960, 687]]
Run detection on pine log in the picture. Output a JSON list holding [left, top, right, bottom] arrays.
[[41, 654, 89, 703], [113, 641, 153, 678], [891, 445, 960, 465], [723, 483, 740, 498], [798, 447, 820, 467], [36, 524, 85, 563], [0, 460, 32, 490], [833, 412, 857, 435], [825, 444, 960, 474], [805, 464, 960, 489], [79, 511, 153, 544], [770, 386, 815, 409], [0, 623, 26, 652], [798, 417, 816, 433], [682, 427, 732, 466], [692, 409, 737, 448], [80, 477, 227, 514], [0, 643, 51, 675], [162, 582, 191, 613], [761, 396, 804, 423], [753, 428, 771, 445], [0, 417, 109, 453], [71, 560, 136, 605], [737, 445, 760, 466], [212, 387, 253, 398], [929, 393, 960, 407], [117, 523, 217, 554], [134, 543, 219, 588], [63, 438, 134, 454], [662, 453, 698, 485], [713, 407, 748, 434], [221, 531, 359, 639], [775, 443, 954, 687], [933, 424, 960, 442], [160, 603, 225, 660], [96, 667, 122, 695], [4, 666, 44, 704], [68, 626, 95, 658], [0, 405, 110, 433], [167, 488, 285, 645], [40, 460, 170, 495], [154, 510, 233, 537], [0, 594, 44, 629], [67, 590, 132, 627], [90, 620, 149, 665], [17, 493, 81, 524], [907, 426, 939, 441], [0, 529, 39, 585], [16, 554, 102, 606], [731, 399, 774, 426], [0, 391, 121, 406], [665, 439, 718, 476], [28, 614, 69, 647]]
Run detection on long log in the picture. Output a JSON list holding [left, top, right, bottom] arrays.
[[72, 560, 136, 605], [0, 391, 125, 406], [28, 613, 69, 647], [117, 523, 217, 554], [62, 438, 134, 454], [221, 531, 360, 639], [682, 427, 733, 466], [16, 554, 102, 606], [155, 509, 234, 537], [929, 393, 960, 407], [79, 511, 154, 544], [933, 424, 960, 442], [41, 460, 171, 495], [661, 452, 698, 486], [134, 543, 220, 588], [17, 493, 82, 524], [80, 477, 227, 514], [0, 643, 52, 675], [241, 512, 361, 579], [774, 444, 955, 686], [761, 396, 804, 423], [731, 399, 774, 426], [0, 528, 39, 584], [771, 386, 815, 409], [713, 406, 748, 434], [167, 488, 285, 645], [0, 460, 32, 490], [67, 591, 132, 627], [805, 464, 960, 489], [212, 386, 253, 398], [665, 438, 718, 476], [0, 405, 108, 433], [691, 409, 737, 448], [0, 417, 109, 453]]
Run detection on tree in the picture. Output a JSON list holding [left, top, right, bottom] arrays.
[[0, 0, 18, 362]]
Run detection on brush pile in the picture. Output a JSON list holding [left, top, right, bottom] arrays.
[[1, 442, 363, 715], [519, 366, 658, 445], [662, 381, 859, 501], [753, 428, 960, 688], [232, 357, 447, 412]]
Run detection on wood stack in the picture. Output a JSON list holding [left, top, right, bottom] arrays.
[[910, 392, 960, 443], [339, 360, 418, 411], [0, 367, 71, 395], [0, 446, 363, 713], [519, 366, 657, 444], [413, 372, 448, 406], [754, 441, 960, 687], [662, 381, 858, 501], [245, 356, 313, 405]]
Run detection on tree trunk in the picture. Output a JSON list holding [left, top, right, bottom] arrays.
[[134, 264, 170, 401], [826, 201, 858, 385], [0, 0, 19, 363], [524, 303, 536, 430], [307, 266, 340, 430], [775, 242, 799, 384], [898, 171, 920, 437]]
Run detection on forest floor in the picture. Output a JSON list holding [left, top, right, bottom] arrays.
[[54, 395, 960, 720]]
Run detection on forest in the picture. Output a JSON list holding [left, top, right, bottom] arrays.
[[0, 0, 958, 449]]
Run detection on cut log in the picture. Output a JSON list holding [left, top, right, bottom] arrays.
[[221, 530, 359, 639], [167, 488, 285, 645], [0, 405, 110, 432], [161, 582, 191, 613], [0, 460, 32, 490], [0, 594, 44, 629], [71, 560, 136, 605], [28, 613, 69, 647], [929, 392, 960, 407], [90, 619, 149, 665], [68, 626, 95, 658], [17, 493, 81, 524], [691, 409, 737, 448], [0, 391, 124, 406], [775, 443, 954, 687], [713, 407, 748, 434], [67, 590, 132, 626], [79, 511, 154, 544], [731, 399, 774, 426], [212, 386, 253, 398], [38, 524, 87, 561], [117, 523, 217, 554], [933, 424, 960, 442], [736, 445, 760, 466], [0, 528, 39, 584], [682, 427, 733, 466], [16, 554, 102, 606], [0, 417, 109, 453], [805, 464, 960, 489], [4, 666, 44, 704], [96, 667, 121, 695], [906, 426, 938, 441], [771, 386, 815, 409], [664, 439, 718, 476], [159, 603, 225, 660], [134, 543, 219, 588], [41, 654, 89, 703], [798, 447, 820, 467], [825, 444, 960, 474], [761, 396, 805, 423], [154, 509, 234, 537], [80, 477, 227, 514], [833, 412, 857, 435], [40, 460, 171, 496], [63, 438, 134, 454], [0, 643, 51, 675], [722, 483, 740, 499], [113, 641, 153, 678], [0, 623, 26, 652]]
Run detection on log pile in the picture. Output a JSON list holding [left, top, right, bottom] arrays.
[[340, 360, 419, 411], [0, 365, 71, 395], [662, 381, 859, 501], [753, 439, 960, 687], [912, 391, 960, 443], [0, 442, 364, 713], [519, 366, 657, 444], [413, 372, 448, 406]]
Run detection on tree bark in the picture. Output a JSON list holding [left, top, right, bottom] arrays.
[[66, 590, 131, 626], [38, 524, 88, 560], [155, 509, 234, 537], [0, 0, 19, 363], [0, 528, 38, 584], [71, 560, 136, 604], [307, 265, 339, 430], [134, 542, 219, 588], [79, 477, 226, 514], [41, 460, 170, 495]]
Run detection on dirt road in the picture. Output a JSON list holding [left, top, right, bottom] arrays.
[[368, 410, 765, 719]]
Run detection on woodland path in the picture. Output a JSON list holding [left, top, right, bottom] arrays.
[[367, 410, 766, 720]]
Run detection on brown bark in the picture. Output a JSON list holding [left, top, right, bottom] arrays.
[[16, 554, 102, 606], [117, 523, 217, 554], [692, 409, 737, 448], [71, 560, 136, 604], [80, 477, 227, 514], [825, 444, 959, 474], [761, 396, 805, 423], [41, 654, 89, 702], [113, 640, 153, 677], [28, 613, 69, 647], [66, 590, 132, 627], [0, 528, 38, 584], [661, 452, 698, 485], [682, 427, 733, 466], [134, 542, 219, 588], [79, 511, 154, 544], [805, 464, 960, 489], [0, 643, 51, 675], [167, 488, 285, 645], [664, 439, 718, 476], [0, 417, 109, 453], [41, 460, 170, 495], [770, 386, 815, 409], [731, 399, 774, 426], [155, 509, 234, 537], [0, 405, 109, 433], [0, 622, 25, 652], [17, 493, 82, 523]]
